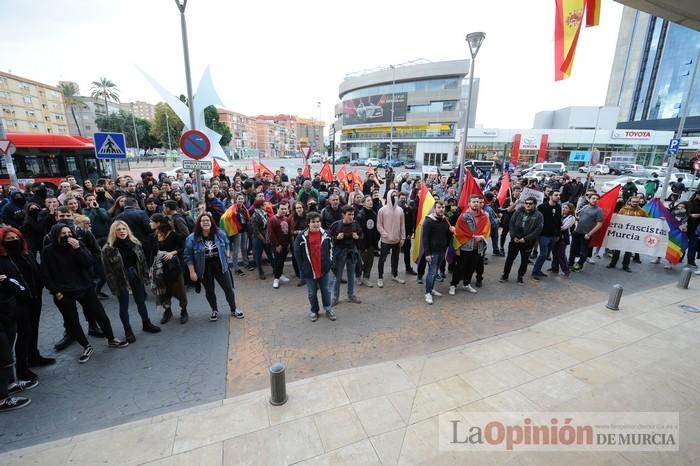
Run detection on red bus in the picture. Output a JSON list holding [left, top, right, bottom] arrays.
[[0, 133, 110, 189]]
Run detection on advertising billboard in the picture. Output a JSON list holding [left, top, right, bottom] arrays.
[[342, 92, 407, 126]]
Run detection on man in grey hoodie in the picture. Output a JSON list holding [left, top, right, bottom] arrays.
[[376, 189, 406, 288]]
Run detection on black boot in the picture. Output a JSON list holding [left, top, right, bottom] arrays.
[[28, 355, 56, 367], [54, 334, 75, 352], [160, 308, 173, 324], [125, 327, 136, 344], [180, 309, 189, 324], [88, 326, 105, 338], [142, 320, 161, 333]]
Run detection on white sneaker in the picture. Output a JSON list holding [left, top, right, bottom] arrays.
[[448, 286, 456, 296], [279, 275, 290, 283], [664, 264, 672, 270], [695, 270, 700, 275], [587, 258, 596, 264], [377, 278, 384, 288], [272, 278, 280, 289], [425, 293, 433, 305], [363, 278, 374, 288], [392, 276, 406, 284], [463, 284, 477, 294], [431, 290, 443, 297]]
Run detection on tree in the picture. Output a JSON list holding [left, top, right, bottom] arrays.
[[151, 102, 184, 150], [204, 105, 232, 146], [58, 82, 82, 136], [90, 77, 120, 116], [95, 110, 159, 152]]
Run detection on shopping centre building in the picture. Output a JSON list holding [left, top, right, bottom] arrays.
[[335, 60, 676, 169]]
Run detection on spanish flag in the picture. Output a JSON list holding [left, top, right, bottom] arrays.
[[411, 183, 436, 263], [555, 0, 585, 81], [586, 0, 601, 26]]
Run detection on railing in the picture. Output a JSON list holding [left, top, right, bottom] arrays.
[[341, 130, 455, 141]]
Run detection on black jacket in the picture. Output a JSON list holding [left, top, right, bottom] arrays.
[[356, 207, 379, 250], [41, 223, 97, 295], [116, 207, 152, 244], [509, 208, 544, 244], [422, 214, 452, 256], [321, 206, 342, 230]]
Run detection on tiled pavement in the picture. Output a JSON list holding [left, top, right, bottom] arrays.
[[3, 281, 699, 465]]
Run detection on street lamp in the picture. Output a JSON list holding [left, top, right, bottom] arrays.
[[165, 112, 172, 152], [388, 65, 396, 162], [456, 32, 485, 199], [130, 102, 140, 157]]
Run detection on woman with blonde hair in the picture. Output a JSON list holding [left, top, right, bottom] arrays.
[[102, 220, 161, 343]]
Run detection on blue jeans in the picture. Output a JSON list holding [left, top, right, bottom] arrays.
[[230, 232, 249, 273], [117, 267, 151, 332], [306, 274, 332, 314], [424, 254, 444, 294], [532, 236, 557, 275], [333, 250, 356, 299]]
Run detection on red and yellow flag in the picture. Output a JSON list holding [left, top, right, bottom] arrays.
[[412, 184, 436, 262], [585, 0, 601, 26], [302, 164, 310, 179], [555, 0, 585, 81]]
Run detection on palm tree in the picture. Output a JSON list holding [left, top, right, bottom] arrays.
[[90, 77, 120, 117], [58, 82, 82, 136]]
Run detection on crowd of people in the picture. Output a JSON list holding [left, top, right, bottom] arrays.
[[0, 162, 699, 412]]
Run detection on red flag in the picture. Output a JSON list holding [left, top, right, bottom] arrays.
[[497, 172, 511, 207], [213, 158, 221, 177], [336, 165, 347, 186], [458, 171, 484, 211], [351, 171, 363, 191], [319, 161, 333, 182], [589, 185, 621, 248], [252, 160, 274, 178], [302, 164, 310, 179]]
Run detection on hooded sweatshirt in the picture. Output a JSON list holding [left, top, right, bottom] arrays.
[[41, 223, 96, 295], [1, 192, 26, 229], [377, 189, 406, 245]]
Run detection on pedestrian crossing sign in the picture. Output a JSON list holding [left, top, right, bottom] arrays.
[[94, 132, 127, 159]]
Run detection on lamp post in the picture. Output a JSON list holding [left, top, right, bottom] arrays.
[[165, 112, 172, 152], [130, 102, 140, 157], [388, 65, 396, 162], [456, 32, 485, 199]]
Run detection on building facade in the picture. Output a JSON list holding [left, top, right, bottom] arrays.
[[606, 6, 700, 168], [336, 59, 478, 166], [255, 115, 297, 157], [121, 101, 155, 121], [295, 117, 324, 152], [0, 71, 69, 134], [217, 108, 259, 159]]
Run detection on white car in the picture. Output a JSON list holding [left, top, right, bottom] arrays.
[[365, 157, 380, 167], [439, 161, 454, 171], [645, 165, 677, 177], [528, 170, 557, 183], [601, 176, 646, 193], [581, 164, 610, 175], [356, 103, 383, 120]]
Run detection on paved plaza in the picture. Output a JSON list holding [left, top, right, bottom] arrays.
[[2, 280, 699, 465]]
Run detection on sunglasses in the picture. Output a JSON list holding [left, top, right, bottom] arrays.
[[525, 202, 535, 205]]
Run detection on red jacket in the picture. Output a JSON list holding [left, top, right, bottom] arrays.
[[267, 214, 291, 247]]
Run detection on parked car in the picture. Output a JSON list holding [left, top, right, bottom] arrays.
[[465, 159, 496, 171], [380, 159, 404, 168], [350, 158, 365, 166], [404, 160, 416, 169], [578, 164, 610, 175], [528, 170, 557, 183], [334, 155, 351, 164], [365, 157, 380, 167], [439, 161, 454, 171], [310, 155, 322, 163], [622, 164, 648, 176], [601, 176, 647, 193], [523, 162, 567, 175], [644, 165, 677, 177]]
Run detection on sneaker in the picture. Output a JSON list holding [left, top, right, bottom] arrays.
[[108, 339, 128, 349], [663, 264, 672, 270], [532, 272, 548, 278], [650, 258, 661, 264], [79, 345, 94, 363], [87, 327, 105, 338], [272, 278, 280, 289], [687, 264, 698, 270], [231, 309, 245, 319], [425, 293, 433, 305], [622, 267, 633, 273], [236, 269, 245, 276], [0, 396, 31, 412], [606, 264, 615, 269], [416, 276, 424, 284], [247, 264, 255, 271], [572, 264, 583, 272], [406, 268, 418, 275], [517, 277, 525, 285], [309, 312, 319, 322], [180, 310, 189, 324], [348, 295, 362, 304], [97, 291, 110, 300], [392, 276, 406, 284], [436, 273, 444, 282], [532, 275, 541, 281], [431, 290, 443, 297], [8, 378, 39, 395], [462, 284, 477, 294], [499, 275, 508, 283], [280, 275, 290, 283], [209, 310, 219, 322], [326, 309, 337, 321], [362, 278, 374, 288], [587, 258, 596, 264], [377, 278, 384, 288], [448, 286, 456, 296]]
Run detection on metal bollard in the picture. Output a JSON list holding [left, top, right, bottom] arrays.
[[678, 267, 693, 289], [606, 284, 623, 311], [269, 362, 288, 406]]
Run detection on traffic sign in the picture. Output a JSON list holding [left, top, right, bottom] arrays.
[[183, 159, 213, 171], [179, 130, 211, 160], [300, 146, 312, 159], [94, 132, 127, 159], [667, 138, 681, 155], [0, 139, 12, 155]]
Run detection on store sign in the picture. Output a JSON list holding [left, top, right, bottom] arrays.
[[569, 150, 591, 162], [611, 130, 652, 139], [480, 130, 499, 137], [680, 137, 700, 149], [519, 134, 540, 150]]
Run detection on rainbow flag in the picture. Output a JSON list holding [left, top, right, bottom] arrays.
[[412, 184, 436, 262], [643, 198, 688, 265], [220, 204, 241, 237]]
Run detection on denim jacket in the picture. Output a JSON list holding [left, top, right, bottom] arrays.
[[184, 230, 231, 277]]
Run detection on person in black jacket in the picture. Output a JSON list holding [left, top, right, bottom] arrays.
[[500, 198, 544, 285], [21, 203, 45, 256], [116, 197, 154, 265], [42, 224, 127, 364], [422, 201, 453, 305], [398, 191, 417, 275], [321, 194, 342, 229], [356, 195, 380, 287], [293, 212, 335, 322]]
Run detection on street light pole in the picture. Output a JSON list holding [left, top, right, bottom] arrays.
[[131, 103, 140, 157], [165, 112, 172, 152], [662, 46, 700, 200], [174, 0, 203, 202], [456, 32, 486, 200], [389, 65, 395, 162]]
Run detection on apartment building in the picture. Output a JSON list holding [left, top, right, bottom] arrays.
[[295, 117, 325, 151], [0, 71, 69, 134]]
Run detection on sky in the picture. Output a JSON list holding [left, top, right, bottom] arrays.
[[0, 0, 624, 129]]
